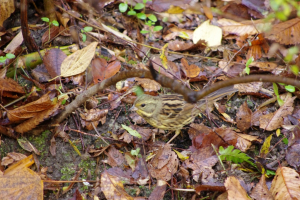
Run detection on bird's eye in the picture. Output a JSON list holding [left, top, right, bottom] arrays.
[[141, 104, 146, 107]]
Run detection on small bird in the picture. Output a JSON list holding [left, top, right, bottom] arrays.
[[130, 86, 237, 143]]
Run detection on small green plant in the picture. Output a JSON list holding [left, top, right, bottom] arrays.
[[119, 0, 163, 36], [131, 147, 142, 158], [41, 17, 59, 42], [284, 46, 299, 76], [244, 57, 254, 75], [273, 83, 284, 106], [0, 53, 15, 65], [81, 26, 93, 42], [218, 145, 255, 166], [273, 82, 295, 106], [269, 0, 300, 21]]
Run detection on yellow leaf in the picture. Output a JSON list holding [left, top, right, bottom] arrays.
[[276, 128, 281, 137], [260, 134, 272, 158], [167, 5, 184, 14], [193, 20, 222, 47], [60, 42, 98, 77], [173, 149, 189, 161], [160, 43, 169, 69], [68, 140, 81, 156]]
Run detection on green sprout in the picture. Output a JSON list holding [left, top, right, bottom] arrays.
[[41, 17, 59, 42], [119, 0, 163, 37], [81, 26, 93, 42]]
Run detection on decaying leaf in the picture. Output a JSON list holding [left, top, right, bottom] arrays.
[[0, 155, 43, 200], [100, 170, 134, 200], [270, 167, 300, 200], [148, 144, 178, 181], [260, 95, 295, 131], [224, 176, 249, 200], [236, 101, 252, 132]]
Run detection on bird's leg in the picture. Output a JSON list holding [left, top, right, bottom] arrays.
[[167, 129, 180, 144], [152, 128, 159, 142]]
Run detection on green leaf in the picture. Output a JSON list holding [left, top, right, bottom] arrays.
[[246, 57, 254, 67], [148, 14, 157, 22], [285, 85, 295, 92], [219, 145, 254, 166], [134, 86, 144, 97], [134, 3, 145, 10], [122, 124, 142, 138], [131, 148, 140, 156], [244, 66, 250, 75], [52, 20, 59, 26], [153, 26, 163, 32], [6, 53, 15, 59], [140, 30, 149, 34], [128, 10, 137, 16], [282, 137, 288, 145], [266, 169, 276, 176], [84, 26, 93, 32], [278, 97, 284, 106], [136, 13, 146, 20], [41, 17, 49, 22], [82, 33, 87, 42], [119, 3, 128, 12], [291, 65, 299, 75], [273, 83, 279, 96], [143, 0, 147, 3], [0, 56, 6, 63], [179, 31, 189, 39]]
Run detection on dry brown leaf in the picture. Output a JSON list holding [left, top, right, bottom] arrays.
[[260, 95, 295, 131], [218, 18, 272, 36], [234, 82, 262, 93], [250, 175, 273, 200], [148, 180, 167, 200], [60, 42, 98, 77], [80, 109, 108, 130], [270, 167, 300, 200], [236, 133, 262, 152], [7, 94, 53, 123], [100, 171, 134, 200], [163, 26, 193, 41], [181, 58, 200, 78], [1, 152, 27, 167], [184, 147, 218, 182], [17, 138, 40, 155], [148, 144, 178, 181], [224, 176, 249, 200], [14, 100, 60, 133], [105, 146, 125, 167], [0, 78, 25, 97], [251, 107, 268, 126], [168, 40, 206, 51], [43, 48, 67, 78], [236, 101, 252, 132], [4, 31, 23, 53], [0, 155, 43, 199], [266, 18, 300, 45], [135, 77, 161, 92], [0, 0, 15, 27]]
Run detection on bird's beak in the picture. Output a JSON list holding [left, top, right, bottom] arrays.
[[129, 105, 138, 112]]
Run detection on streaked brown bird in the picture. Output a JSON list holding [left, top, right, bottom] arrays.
[[130, 86, 237, 143]]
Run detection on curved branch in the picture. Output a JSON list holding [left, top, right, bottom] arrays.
[[54, 69, 300, 125]]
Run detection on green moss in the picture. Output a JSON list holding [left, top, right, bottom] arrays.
[[78, 159, 97, 179], [60, 163, 76, 181], [28, 130, 51, 158]]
